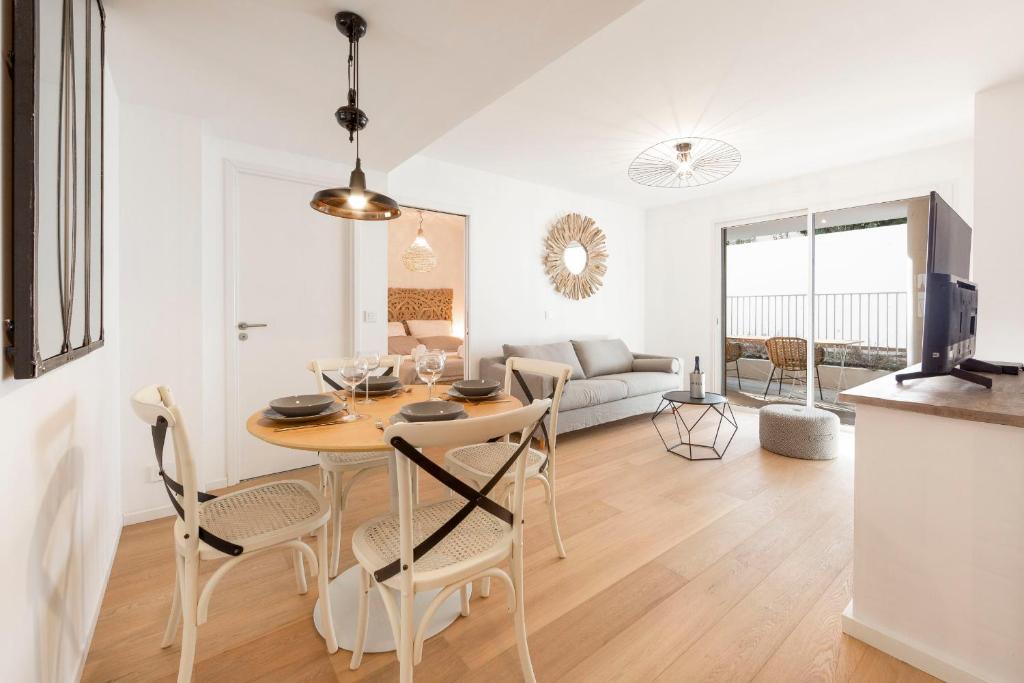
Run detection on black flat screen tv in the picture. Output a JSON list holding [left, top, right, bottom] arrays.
[[921, 192, 975, 374], [926, 191, 972, 279]]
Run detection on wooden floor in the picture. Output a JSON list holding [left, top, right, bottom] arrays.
[[83, 408, 938, 682]]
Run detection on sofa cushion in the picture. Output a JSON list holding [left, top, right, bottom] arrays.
[[503, 341, 585, 380], [632, 357, 679, 373], [571, 339, 634, 377], [594, 372, 681, 398], [558, 378, 628, 411]]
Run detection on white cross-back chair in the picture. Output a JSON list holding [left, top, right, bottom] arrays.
[[131, 385, 337, 683], [308, 355, 400, 577], [348, 399, 551, 682], [444, 357, 572, 559]]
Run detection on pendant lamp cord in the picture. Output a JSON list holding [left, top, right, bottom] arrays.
[[347, 28, 360, 159]]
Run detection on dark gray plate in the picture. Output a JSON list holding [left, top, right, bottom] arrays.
[[343, 384, 404, 397], [452, 379, 501, 397], [389, 412, 468, 425], [447, 386, 502, 401], [262, 402, 343, 423], [269, 394, 336, 417], [355, 376, 401, 391], [399, 400, 467, 422]]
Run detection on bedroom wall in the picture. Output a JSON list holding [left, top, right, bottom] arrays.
[[644, 140, 974, 386], [387, 155, 647, 373], [386, 209, 467, 338], [0, 28, 123, 682]]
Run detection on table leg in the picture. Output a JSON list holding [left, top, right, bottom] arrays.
[[652, 401, 736, 461], [835, 346, 851, 404], [314, 567, 468, 653], [314, 448, 466, 653]]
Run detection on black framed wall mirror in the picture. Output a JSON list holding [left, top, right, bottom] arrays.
[[8, 0, 106, 378]]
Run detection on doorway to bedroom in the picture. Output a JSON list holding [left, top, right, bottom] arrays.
[[386, 206, 469, 383]]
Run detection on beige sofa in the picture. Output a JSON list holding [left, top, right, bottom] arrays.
[[480, 339, 682, 435]]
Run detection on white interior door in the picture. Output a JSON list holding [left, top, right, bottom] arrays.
[[232, 169, 352, 480]]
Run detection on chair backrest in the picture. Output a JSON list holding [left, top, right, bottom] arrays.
[[382, 400, 551, 588], [503, 356, 571, 453], [725, 341, 742, 363], [130, 385, 200, 543], [765, 336, 805, 371], [308, 355, 402, 393], [765, 337, 825, 370]]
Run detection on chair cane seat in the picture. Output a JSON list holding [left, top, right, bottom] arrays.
[[319, 450, 389, 470], [352, 499, 513, 589], [180, 480, 329, 558], [445, 442, 547, 481]]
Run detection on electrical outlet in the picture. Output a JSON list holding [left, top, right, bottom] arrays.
[[363, 310, 378, 323], [147, 465, 162, 483]]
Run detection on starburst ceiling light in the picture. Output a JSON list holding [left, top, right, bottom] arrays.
[[402, 210, 437, 272], [310, 11, 400, 221], [627, 137, 741, 188]]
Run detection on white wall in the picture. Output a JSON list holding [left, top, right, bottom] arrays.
[[388, 155, 647, 372], [116, 104, 387, 518], [118, 103, 206, 520], [974, 77, 1024, 361], [0, 52, 122, 683], [644, 141, 973, 386]]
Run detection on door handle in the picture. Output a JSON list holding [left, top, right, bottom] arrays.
[[237, 322, 268, 330]]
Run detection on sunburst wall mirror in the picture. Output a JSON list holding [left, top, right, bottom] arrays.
[[543, 213, 608, 300]]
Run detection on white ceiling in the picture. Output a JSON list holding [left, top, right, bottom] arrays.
[[107, 0, 1024, 208], [421, 0, 1024, 206], [104, 0, 644, 169]]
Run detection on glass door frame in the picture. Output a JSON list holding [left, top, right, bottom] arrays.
[[716, 184, 953, 411], [716, 210, 812, 406]]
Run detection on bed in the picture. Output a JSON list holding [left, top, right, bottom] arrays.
[[387, 287, 465, 383]]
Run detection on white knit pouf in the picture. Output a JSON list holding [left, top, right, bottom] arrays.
[[758, 404, 839, 460]]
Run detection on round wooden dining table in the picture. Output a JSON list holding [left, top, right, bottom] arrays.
[[246, 383, 522, 654]]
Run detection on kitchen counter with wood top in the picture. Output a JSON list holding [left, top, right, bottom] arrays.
[[840, 365, 1024, 682], [839, 363, 1024, 429]]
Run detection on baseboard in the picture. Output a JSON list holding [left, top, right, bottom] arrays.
[[75, 523, 122, 682], [841, 601, 989, 683], [122, 478, 230, 526], [123, 503, 174, 525]]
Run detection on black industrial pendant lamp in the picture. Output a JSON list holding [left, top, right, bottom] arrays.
[[311, 11, 400, 221]]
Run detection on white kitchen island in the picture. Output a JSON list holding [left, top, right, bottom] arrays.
[[840, 366, 1024, 683]]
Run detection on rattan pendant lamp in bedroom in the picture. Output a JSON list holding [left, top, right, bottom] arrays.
[[310, 11, 400, 221]]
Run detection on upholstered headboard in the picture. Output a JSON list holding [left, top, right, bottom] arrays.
[[388, 287, 453, 322]]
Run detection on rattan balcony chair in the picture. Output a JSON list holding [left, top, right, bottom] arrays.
[[725, 341, 743, 391], [763, 336, 825, 401]]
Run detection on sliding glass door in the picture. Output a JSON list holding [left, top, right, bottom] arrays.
[[722, 215, 810, 407], [722, 197, 927, 426]]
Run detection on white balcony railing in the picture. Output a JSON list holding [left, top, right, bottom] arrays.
[[726, 291, 908, 355]]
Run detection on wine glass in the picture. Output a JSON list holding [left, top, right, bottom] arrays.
[[338, 356, 369, 421], [416, 350, 446, 400], [358, 351, 381, 405]]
